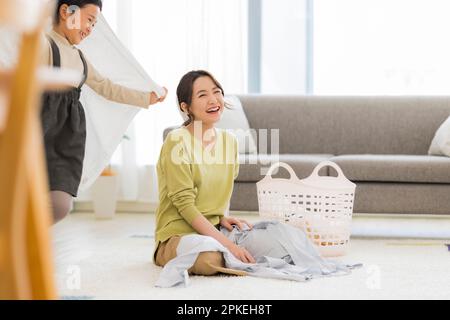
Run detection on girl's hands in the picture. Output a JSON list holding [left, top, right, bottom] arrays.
[[149, 87, 168, 105], [220, 216, 253, 232]]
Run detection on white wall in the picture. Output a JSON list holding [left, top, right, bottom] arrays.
[[314, 0, 450, 95]]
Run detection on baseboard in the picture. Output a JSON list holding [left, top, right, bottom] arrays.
[[72, 202, 450, 239], [73, 202, 259, 216], [73, 201, 158, 213], [73, 201, 450, 220]]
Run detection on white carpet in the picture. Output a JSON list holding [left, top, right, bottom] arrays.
[[52, 213, 450, 300]]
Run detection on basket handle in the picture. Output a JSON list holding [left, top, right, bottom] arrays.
[[310, 161, 345, 179], [265, 162, 299, 181]]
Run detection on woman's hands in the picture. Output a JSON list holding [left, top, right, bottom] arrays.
[[190, 214, 255, 264], [220, 216, 253, 232], [220, 216, 255, 263], [226, 243, 255, 264], [149, 87, 168, 105]]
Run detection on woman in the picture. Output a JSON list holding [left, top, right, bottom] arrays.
[[42, 0, 167, 223], [154, 71, 361, 285], [154, 70, 256, 277]]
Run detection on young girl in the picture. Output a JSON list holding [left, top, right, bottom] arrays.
[[154, 70, 255, 276], [42, 0, 167, 223]]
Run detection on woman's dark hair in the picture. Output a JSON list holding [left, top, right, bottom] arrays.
[[55, 0, 103, 23], [176, 70, 230, 127]]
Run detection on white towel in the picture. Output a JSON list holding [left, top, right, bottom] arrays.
[[77, 14, 164, 191]]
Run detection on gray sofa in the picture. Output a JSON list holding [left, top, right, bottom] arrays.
[[165, 95, 450, 215]]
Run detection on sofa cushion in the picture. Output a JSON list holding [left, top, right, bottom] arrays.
[[231, 181, 450, 214], [217, 96, 258, 154], [331, 155, 450, 184], [237, 95, 450, 155], [429, 116, 450, 157], [237, 154, 334, 182]]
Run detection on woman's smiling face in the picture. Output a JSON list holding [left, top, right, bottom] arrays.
[[185, 76, 225, 126], [58, 4, 100, 45]]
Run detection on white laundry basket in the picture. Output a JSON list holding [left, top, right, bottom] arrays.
[[256, 161, 356, 257]]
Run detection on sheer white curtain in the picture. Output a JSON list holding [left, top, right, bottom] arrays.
[[79, 0, 248, 203]]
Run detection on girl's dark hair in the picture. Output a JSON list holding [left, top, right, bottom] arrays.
[[55, 0, 103, 23], [176, 70, 230, 127]]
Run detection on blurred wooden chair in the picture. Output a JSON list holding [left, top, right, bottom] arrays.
[[0, 0, 82, 300]]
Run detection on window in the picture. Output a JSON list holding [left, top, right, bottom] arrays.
[[102, 0, 248, 166]]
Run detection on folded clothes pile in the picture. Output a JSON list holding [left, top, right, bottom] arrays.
[[156, 221, 362, 288]]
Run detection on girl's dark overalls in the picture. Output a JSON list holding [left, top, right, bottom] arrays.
[[40, 37, 88, 197]]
